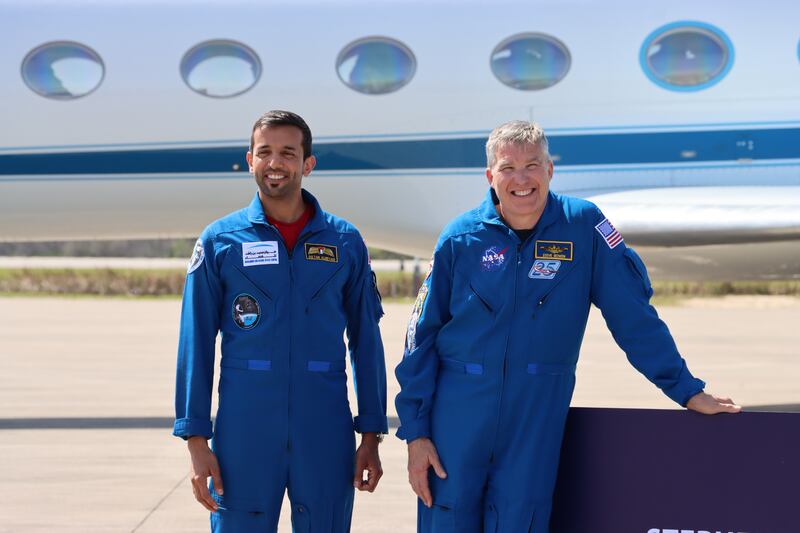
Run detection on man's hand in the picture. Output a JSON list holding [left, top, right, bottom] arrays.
[[686, 391, 742, 414], [187, 436, 223, 512], [353, 433, 383, 492], [407, 437, 447, 508]]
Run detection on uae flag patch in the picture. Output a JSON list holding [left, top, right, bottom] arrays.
[[595, 218, 623, 249]]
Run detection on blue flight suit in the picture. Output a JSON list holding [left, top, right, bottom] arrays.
[[395, 189, 705, 533], [174, 189, 388, 532]]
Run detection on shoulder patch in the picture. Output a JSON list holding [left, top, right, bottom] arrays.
[[405, 283, 428, 353], [595, 218, 624, 249], [187, 238, 205, 274]]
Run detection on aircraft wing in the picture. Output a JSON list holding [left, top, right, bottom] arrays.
[[584, 186, 800, 246]]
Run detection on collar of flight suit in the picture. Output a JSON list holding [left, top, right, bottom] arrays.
[[477, 188, 561, 237], [245, 188, 328, 235]]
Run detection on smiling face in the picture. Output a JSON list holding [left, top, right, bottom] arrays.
[[485, 141, 554, 229], [246, 125, 316, 201]]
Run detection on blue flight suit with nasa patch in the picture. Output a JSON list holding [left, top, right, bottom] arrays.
[[174, 189, 387, 532], [395, 189, 705, 533]]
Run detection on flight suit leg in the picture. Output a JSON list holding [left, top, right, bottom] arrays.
[[482, 366, 575, 533], [416, 363, 499, 533], [415, 439, 490, 533], [208, 446, 287, 533], [417, 492, 484, 533], [286, 441, 355, 533], [210, 361, 290, 528], [210, 508, 278, 533], [287, 389, 356, 533]]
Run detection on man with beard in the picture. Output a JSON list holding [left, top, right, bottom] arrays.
[[174, 110, 387, 532], [395, 120, 740, 532]]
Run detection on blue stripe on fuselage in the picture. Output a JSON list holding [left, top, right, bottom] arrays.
[[1, 128, 799, 176]]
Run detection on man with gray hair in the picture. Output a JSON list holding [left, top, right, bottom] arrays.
[[395, 120, 739, 532]]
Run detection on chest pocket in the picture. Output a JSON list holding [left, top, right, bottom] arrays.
[[450, 263, 500, 318], [224, 243, 281, 303], [436, 266, 501, 369], [218, 250, 276, 331], [302, 260, 347, 311]]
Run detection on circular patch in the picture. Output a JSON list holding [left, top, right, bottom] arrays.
[[232, 294, 260, 329]]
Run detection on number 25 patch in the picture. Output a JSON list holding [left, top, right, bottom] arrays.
[[529, 260, 561, 280]]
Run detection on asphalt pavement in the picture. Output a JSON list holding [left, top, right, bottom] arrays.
[[1, 296, 798, 532]]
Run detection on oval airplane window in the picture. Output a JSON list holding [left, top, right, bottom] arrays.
[[21, 41, 105, 100], [640, 22, 733, 91], [490, 33, 571, 91], [180, 40, 261, 98], [336, 37, 416, 95]]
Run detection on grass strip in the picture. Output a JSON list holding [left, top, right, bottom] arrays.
[[0, 268, 798, 301]]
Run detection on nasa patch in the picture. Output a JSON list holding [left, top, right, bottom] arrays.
[[480, 246, 509, 272], [232, 294, 260, 329], [529, 260, 561, 280], [187, 238, 205, 274]]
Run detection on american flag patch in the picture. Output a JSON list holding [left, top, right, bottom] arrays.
[[595, 218, 623, 249]]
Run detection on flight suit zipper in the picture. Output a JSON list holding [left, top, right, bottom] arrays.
[[287, 257, 293, 452], [268, 229, 294, 453], [491, 242, 520, 463], [283, 227, 318, 452], [531, 259, 582, 319], [507, 244, 522, 380]]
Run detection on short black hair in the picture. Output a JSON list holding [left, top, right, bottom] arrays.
[[249, 110, 313, 160]]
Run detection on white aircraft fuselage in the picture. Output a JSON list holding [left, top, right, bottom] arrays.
[[1, 0, 799, 279]]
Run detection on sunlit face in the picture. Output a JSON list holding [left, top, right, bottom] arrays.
[[246, 125, 316, 200], [486, 141, 553, 227]]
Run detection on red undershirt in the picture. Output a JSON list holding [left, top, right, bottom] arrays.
[[267, 202, 314, 253]]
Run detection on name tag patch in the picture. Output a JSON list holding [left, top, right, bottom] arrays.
[[305, 243, 338, 263], [242, 241, 279, 266], [529, 260, 561, 280], [535, 240, 573, 261]]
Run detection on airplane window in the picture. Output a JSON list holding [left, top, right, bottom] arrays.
[[490, 33, 571, 90], [180, 40, 261, 98], [640, 22, 733, 91], [336, 37, 416, 95], [21, 41, 104, 100]]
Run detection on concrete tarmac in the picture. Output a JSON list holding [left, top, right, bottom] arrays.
[[1, 296, 799, 532]]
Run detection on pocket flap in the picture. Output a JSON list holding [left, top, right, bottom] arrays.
[[527, 362, 575, 375], [307, 360, 346, 372], [221, 358, 271, 371]]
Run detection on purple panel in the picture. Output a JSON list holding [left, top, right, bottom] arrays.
[[550, 408, 800, 533]]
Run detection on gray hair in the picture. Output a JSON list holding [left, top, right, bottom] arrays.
[[485, 120, 550, 167]]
